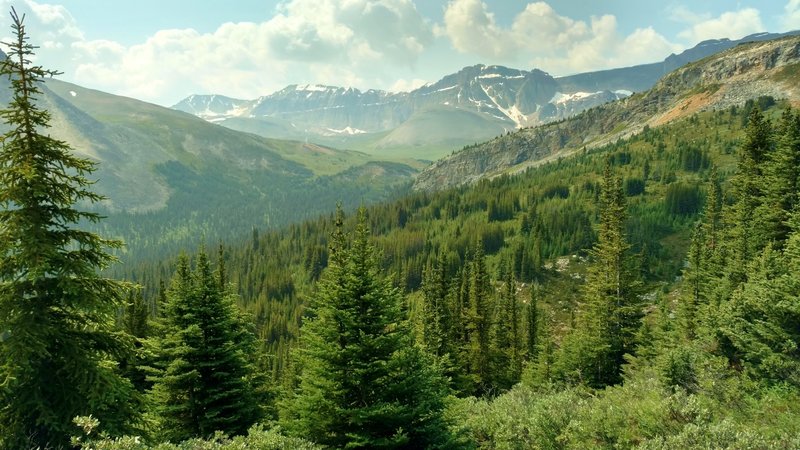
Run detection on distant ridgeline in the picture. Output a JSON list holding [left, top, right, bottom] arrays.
[[173, 31, 800, 156]]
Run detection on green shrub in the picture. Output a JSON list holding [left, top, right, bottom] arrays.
[[73, 424, 320, 450], [459, 386, 587, 449], [636, 420, 800, 450]]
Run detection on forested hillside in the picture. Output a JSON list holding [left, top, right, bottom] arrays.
[[116, 96, 772, 379], [90, 98, 800, 448], [0, 63, 421, 264]]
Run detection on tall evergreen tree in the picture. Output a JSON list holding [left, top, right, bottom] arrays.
[[556, 160, 642, 388], [728, 107, 772, 284], [121, 288, 152, 394], [525, 283, 540, 362], [421, 250, 450, 359], [525, 307, 555, 387], [467, 239, 494, 394], [447, 261, 473, 394], [149, 249, 263, 441], [702, 166, 723, 254], [492, 267, 521, 390], [123, 288, 150, 340], [717, 217, 800, 386], [712, 110, 800, 385], [284, 208, 453, 448], [0, 10, 139, 447], [678, 223, 705, 339], [761, 108, 800, 248]]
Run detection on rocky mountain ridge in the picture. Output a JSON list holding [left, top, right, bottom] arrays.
[[175, 64, 628, 134], [174, 31, 798, 156], [412, 34, 800, 191]]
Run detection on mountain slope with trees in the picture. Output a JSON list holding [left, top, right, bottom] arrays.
[[92, 99, 800, 448], [414, 34, 800, 191]]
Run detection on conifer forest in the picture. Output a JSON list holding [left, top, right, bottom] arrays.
[[2, 7, 800, 450]]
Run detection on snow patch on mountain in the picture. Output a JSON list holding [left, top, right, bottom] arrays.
[[478, 81, 526, 128], [324, 126, 367, 135], [295, 84, 331, 92], [550, 91, 601, 104]]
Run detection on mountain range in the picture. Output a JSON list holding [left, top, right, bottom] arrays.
[[414, 34, 800, 190], [173, 31, 799, 158]]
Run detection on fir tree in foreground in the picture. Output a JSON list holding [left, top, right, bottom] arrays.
[[283, 207, 454, 449], [0, 9, 139, 448], [555, 159, 642, 388], [148, 249, 264, 441]]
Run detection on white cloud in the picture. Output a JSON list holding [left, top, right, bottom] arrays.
[[0, 0, 83, 64], [441, 0, 681, 75], [667, 5, 710, 25], [388, 77, 428, 92], [265, 0, 433, 65], [442, 0, 515, 59], [783, 0, 800, 31], [677, 8, 764, 43], [0, 0, 434, 105]]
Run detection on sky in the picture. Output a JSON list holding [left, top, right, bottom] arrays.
[[0, 0, 796, 106]]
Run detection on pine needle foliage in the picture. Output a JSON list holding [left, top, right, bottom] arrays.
[[556, 159, 643, 388], [284, 207, 454, 449], [148, 249, 264, 441], [0, 9, 139, 448]]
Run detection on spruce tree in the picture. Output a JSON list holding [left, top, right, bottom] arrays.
[[712, 111, 800, 386], [555, 160, 642, 388], [448, 261, 472, 393], [123, 288, 150, 340], [702, 166, 722, 254], [728, 107, 772, 284], [717, 219, 800, 386], [491, 267, 520, 390], [149, 249, 263, 441], [421, 250, 449, 359], [678, 223, 705, 339], [0, 10, 138, 447], [762, 108, 800, 248], [524, 306, 555, 387], [121, 288, 152, 394], [525, 283, 540, 362], [467, 239, 493, 394], [284, 208, 453, 448]]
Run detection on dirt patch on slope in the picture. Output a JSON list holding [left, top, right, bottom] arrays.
[[650, 91, 717, 127]]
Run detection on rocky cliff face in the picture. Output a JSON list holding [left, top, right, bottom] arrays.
[[413, 35, 800, 192]]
